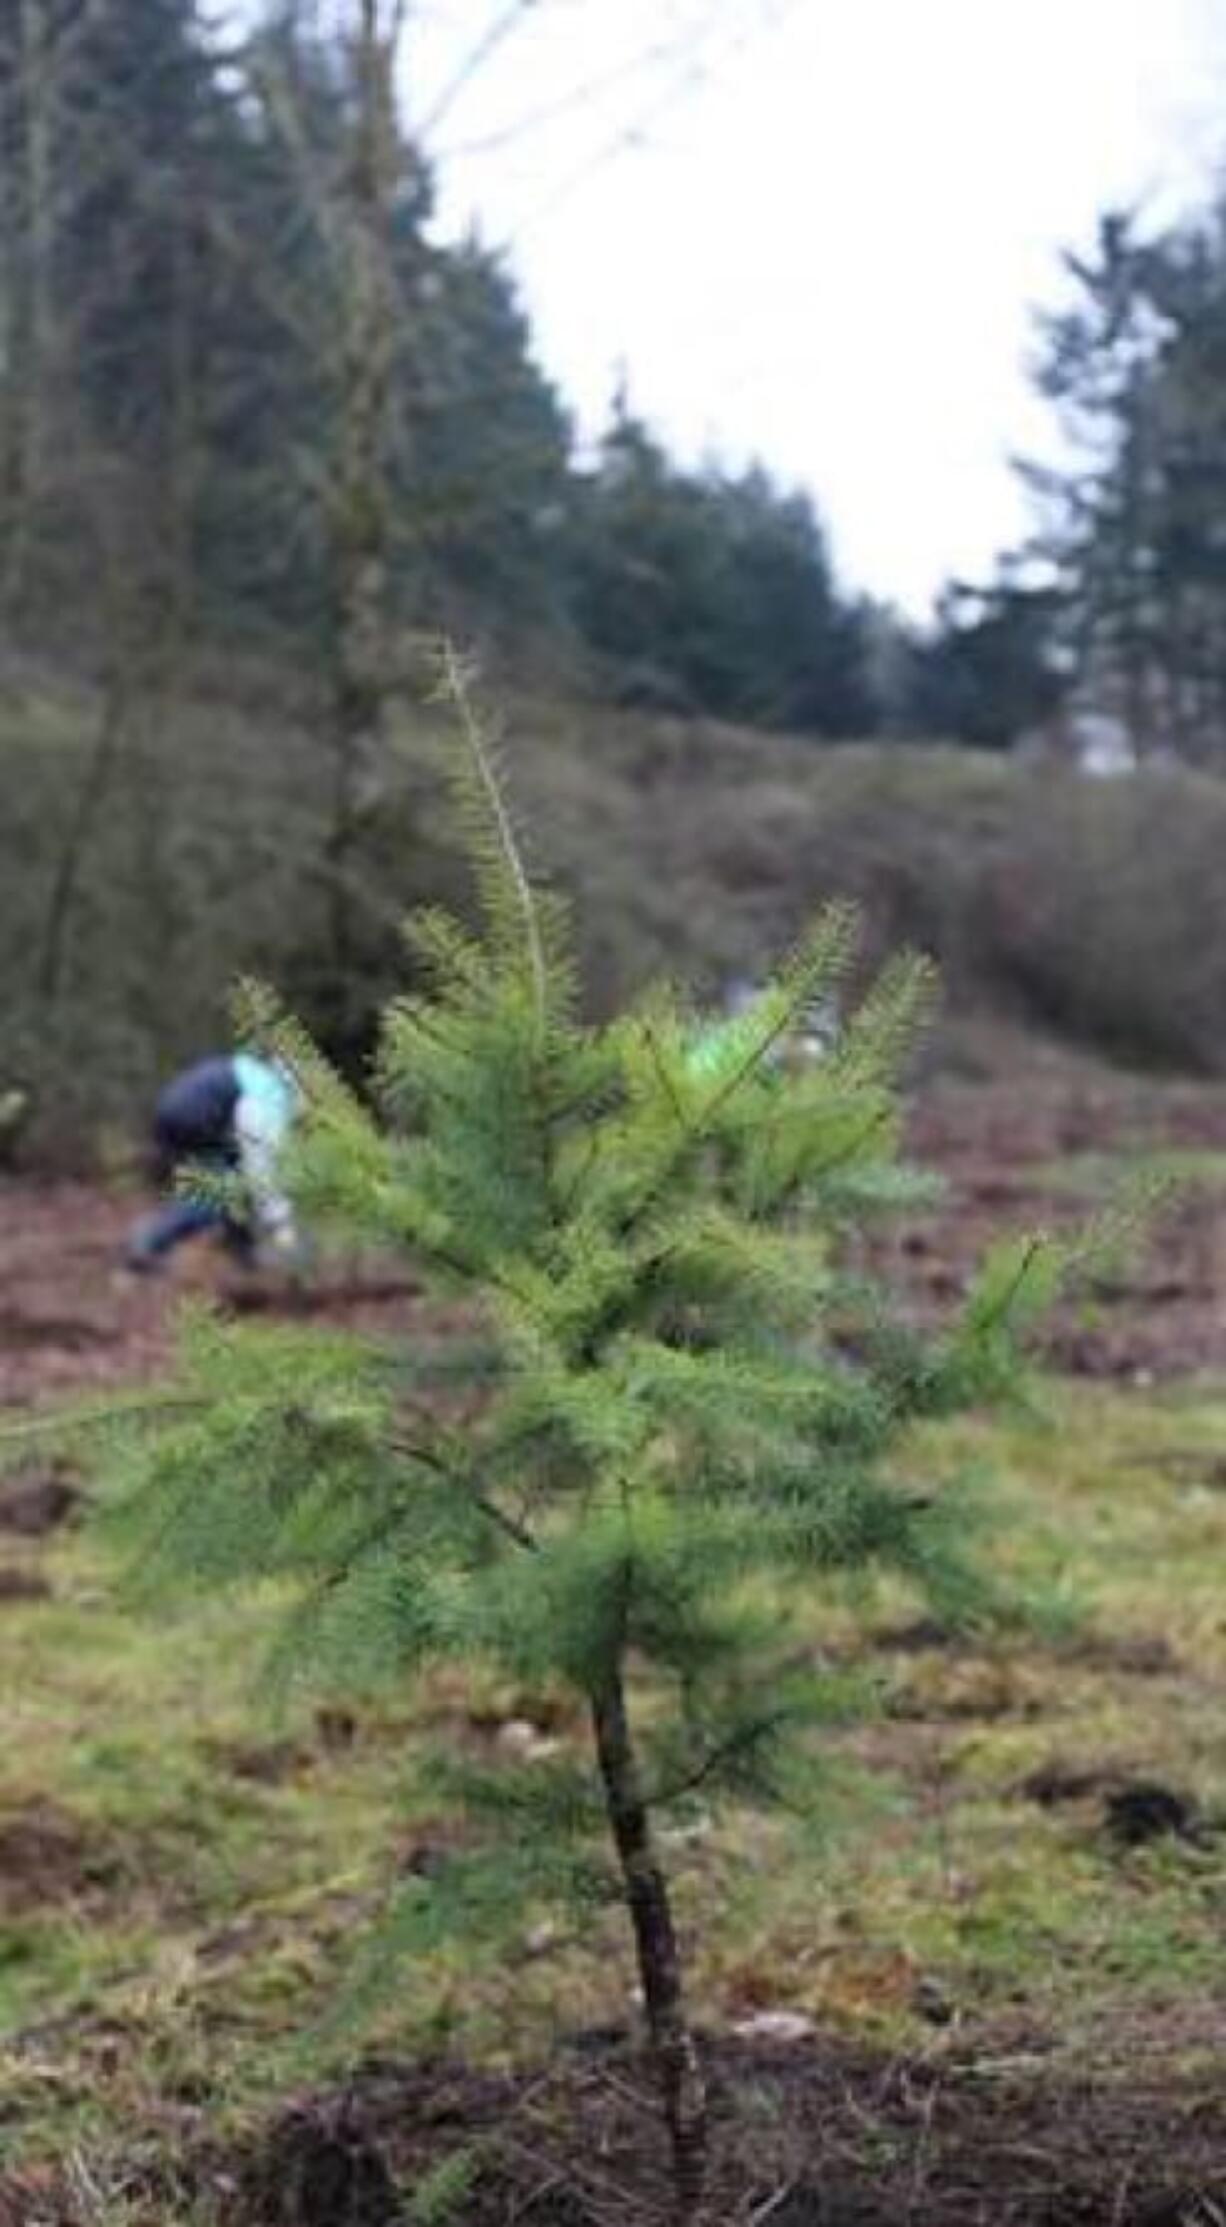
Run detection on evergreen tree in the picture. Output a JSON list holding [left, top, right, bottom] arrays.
[[399, 233, 574, 639], [572, 406, 874, 734], [0, 0, 244, 625], [102, 658, 1053, 2216], [0, 2, 887, 740], [1027, 200, 1226, 760], [902, 578, 1067, 748], [0, 0, 576, 654], [700, 466, 875, 733]]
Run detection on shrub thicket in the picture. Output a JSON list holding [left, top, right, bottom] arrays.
[[6, 664, 1226, 1161]]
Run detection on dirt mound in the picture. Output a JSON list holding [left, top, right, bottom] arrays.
[[1021, 1764, 1204, 1846], [0, 1463, 80, 1536], [221, 1273, 422, 1319], [0, 1305, 117, 1352], [0, 2175, 75, 2227], [0, 1800, 104, 1916], [243, 2103, 400, 2227], [1104, 1780, 1200, 1848], [0, 1567, 51, 1604], [103, 2041, 1226, 2227]]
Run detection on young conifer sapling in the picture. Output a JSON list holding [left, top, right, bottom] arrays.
[[109, 653, 1061, 2219]]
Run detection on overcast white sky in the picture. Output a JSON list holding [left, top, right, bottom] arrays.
[[407, 0, 1226, 617]]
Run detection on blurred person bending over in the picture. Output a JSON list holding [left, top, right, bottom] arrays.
[[125, 1052, 302, 1274]]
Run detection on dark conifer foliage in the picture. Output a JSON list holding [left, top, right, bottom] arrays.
[[0, 0, 875, 734]]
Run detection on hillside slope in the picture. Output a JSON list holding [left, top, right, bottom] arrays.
[[4, 658, 1226, 1155]]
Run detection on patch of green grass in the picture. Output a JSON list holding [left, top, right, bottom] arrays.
[[1035, 1145, 1226, 1200], [6, 1380, 1226, 2171]]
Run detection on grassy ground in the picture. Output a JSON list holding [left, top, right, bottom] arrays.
[[6, 1071, 1226, 2220], [6, 1374, 1226, 2192]]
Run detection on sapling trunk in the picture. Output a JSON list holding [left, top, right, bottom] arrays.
[[590, 1665, 708, 2221]]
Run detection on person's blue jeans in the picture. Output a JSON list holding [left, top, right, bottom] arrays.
[[128, 1150, 254, 1267]]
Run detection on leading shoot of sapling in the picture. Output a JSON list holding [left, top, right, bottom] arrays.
[[106, 653, 1060, 2220]]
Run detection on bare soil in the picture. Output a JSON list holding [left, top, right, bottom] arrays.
[[5, 1059, 1226, 1410], [224, 2037, 1226, 2227], [881, 1063, 1226, 1380], [0, 1177, 437, 1410], [0, 1799, 115, 1919], [5, 2035, 1226, 2226]]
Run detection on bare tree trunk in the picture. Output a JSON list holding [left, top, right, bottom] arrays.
[[166, 188, 199, 655], [4, 0, 55, 610], [37, 667, 128, 1004], [590, 1666, 708, 2221], [323, 0, 401, 1050]]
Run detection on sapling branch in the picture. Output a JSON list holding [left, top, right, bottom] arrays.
[[646, 1708, 794, 1812], [387, 1431, 539, 1553]]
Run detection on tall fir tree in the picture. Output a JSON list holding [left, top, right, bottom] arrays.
[[1027, 199, 1226, 761]]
